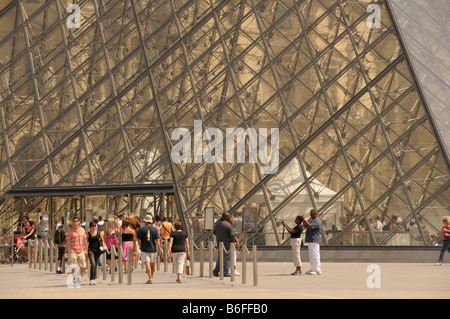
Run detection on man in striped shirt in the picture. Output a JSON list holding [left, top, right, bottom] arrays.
[[64, 216, 87, 287]]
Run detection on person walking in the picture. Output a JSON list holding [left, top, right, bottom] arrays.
[[302, 209, 322, 275], [22, 218, 35, 262], [154, 215, 164, 261], [282, 215, 304, 275], [54, 217, 65, 274], [36, 216, 49, 242], [64, 216, 88, 287], [87, 221, 105, 285], [104, 217, 119, 273], [162, 216, 174, 262], [435, 216, 450, 265], [137, 215, 162, 284], [121, 220, 136, 272], [213, 213, 238, 277], [168, 221, 190, 283]]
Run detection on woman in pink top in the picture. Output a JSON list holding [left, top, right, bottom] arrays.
[[121, 220, 136, 272], [104, 218, 120, 273], [435, 216, 450, 265]]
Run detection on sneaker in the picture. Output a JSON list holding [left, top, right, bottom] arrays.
[[234, 271, 241, 276], [306, 270, 317, 275], [89, 280, 93, 285], [291, 271, 302, 276], [435, 262, 442, 266], [93, 280, 96, 285]]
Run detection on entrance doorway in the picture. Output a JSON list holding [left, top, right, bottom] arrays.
[[4, 188, 179, 238]]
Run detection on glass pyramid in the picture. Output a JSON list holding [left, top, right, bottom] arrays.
[[0, 0, 448, 246]]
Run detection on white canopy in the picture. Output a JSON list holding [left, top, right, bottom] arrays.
[[251, 158, 343, 245]]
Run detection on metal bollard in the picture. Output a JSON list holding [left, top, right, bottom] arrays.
[[102, 250, 107, 280], [86, 253, 90, 278], [37, 239, 44, 270], [118, 245, 123, 284], [219, 242, 224, 280], [111, 244, 116, 282], [190, 239, 194, 276], [44, 240, 48, 271], [33, 240, 38, 270], [156, 250, 160, 271], [49, 242, 54, 273], [55, 244, 59, 272], [230, 243, 235, 282], [38, 239, 43, 270], [62, 249, 66, 274], [252, 245, 258, 286], [28, 240, 32, 269], [199, 241, 204, 277], [209, 242, 213, 278], [127, 246, 132, 285], [172, 254, 175, 274], [242, 245, 247, 284], [164, 240, 168, 272], [54, 243, 59, 273]]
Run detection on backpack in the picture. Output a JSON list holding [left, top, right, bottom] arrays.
[[54, 227, 65, 244]]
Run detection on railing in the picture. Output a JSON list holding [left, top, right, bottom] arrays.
[[6, 238, 259, 287]]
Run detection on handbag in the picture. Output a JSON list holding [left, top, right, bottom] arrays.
[[185, 259, 191, 275], [443, 225, 450, 238]]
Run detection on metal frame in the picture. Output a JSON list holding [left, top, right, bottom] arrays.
[[0, 0, 448, 247]]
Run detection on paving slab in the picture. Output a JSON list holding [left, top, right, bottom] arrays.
[[0, 261, 447, 300]]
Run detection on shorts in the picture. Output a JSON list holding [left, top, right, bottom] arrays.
[[68, 252, 87, 269], [141, 251, 157, 263], [58, 247, 65, 261]]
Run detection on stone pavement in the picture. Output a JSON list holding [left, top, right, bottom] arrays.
[[0, 261, 447, 299]]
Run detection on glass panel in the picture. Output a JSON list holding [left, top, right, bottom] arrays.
[[389, 0, 450, 159], [1, 0, 448, 249]]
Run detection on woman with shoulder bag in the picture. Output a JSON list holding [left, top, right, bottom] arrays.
[[168, 221, 189, 283], [87, 221, 105, 285]]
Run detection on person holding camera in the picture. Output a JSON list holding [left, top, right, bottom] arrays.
[[302, 209, 322, 275], [282, 215, 304, 275]]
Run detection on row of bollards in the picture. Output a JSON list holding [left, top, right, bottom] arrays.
[[102, 244, 134, 285], [195, 241, 259, 286], [15, 239, 259, 286]]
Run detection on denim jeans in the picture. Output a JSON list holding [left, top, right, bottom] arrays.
[[438, 239, 450, 262], [213, 250, 231, 276]]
